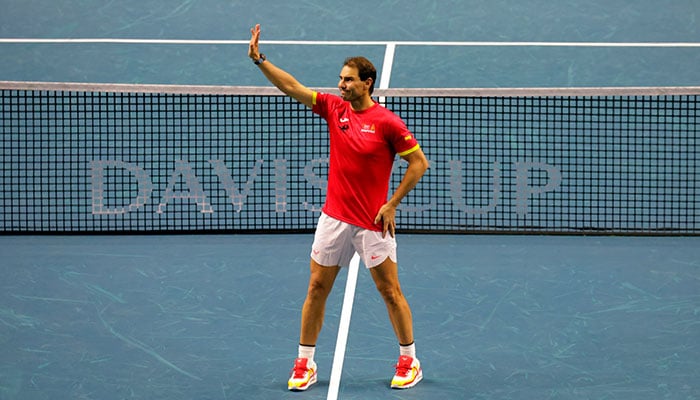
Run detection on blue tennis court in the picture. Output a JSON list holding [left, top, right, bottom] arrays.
[[1, 1, 699, 399], [2, 234, 699, 399], [1, 0, 699, 87]]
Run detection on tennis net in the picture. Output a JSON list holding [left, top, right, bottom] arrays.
[[1, 81, 698, 234]]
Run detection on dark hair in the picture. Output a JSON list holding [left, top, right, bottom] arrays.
[[343, 56, 377, 94]]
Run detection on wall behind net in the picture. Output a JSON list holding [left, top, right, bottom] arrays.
[[1, 82, 698, 234]]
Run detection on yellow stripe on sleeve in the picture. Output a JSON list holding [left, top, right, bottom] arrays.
[[398, 144, 421, 157], [312, 91, 318, 106]]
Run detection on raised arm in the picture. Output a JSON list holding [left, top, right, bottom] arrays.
[[248, 24, 315, 108]]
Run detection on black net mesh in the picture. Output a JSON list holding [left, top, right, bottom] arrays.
[[1, 84, 697, 234]]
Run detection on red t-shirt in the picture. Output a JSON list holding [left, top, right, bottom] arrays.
[[311, 91, 420, 231]]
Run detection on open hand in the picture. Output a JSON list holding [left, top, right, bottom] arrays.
[[249, 24, 261, 60]]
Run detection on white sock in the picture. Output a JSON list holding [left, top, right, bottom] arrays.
[[399, 342, 416, 359], [298, 344, 315, 362]]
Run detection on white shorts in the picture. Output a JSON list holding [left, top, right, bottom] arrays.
[[310, 212, 397, 268]]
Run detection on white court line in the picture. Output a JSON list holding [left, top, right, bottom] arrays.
[[1, 38, 700, 47], [378, 43, 396, 105], [379, 43, 396, 90], [327, 253, 360, 400]]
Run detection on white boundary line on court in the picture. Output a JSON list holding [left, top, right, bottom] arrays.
[[377, 43, 396, 105], [379, 43, 396, 89], [327, 253, 360, 400], [1, 38, 700, 47]]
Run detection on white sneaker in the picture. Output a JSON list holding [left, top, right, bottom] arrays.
[[391, 355, 422, 389], [288, 357, 318, 391]]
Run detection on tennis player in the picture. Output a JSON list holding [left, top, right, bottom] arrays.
[[248, 24, 429, 391]]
